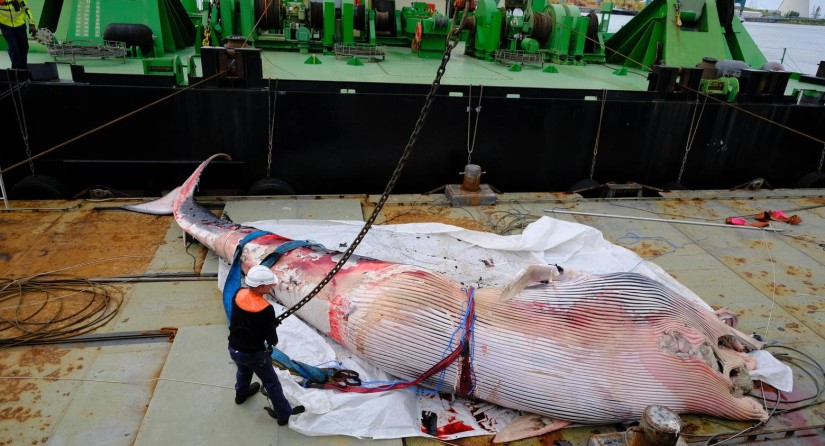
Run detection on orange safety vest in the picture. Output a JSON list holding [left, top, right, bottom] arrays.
[[0, 0, 35, 28], [235, 288, 270, 313]]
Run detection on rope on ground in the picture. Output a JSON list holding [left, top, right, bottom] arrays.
[[0, 273, 123, 347], [0, 375, 233, 390]]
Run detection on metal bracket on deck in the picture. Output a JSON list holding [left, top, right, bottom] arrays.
[[602, 181, 643, 198], [445, 164, 497, 206]]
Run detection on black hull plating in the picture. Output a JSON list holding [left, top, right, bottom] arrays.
[[3, 80, 825, 197]]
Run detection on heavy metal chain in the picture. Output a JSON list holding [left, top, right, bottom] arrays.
[[818, 143, 824, 173], [466, 84, 483, 165], [588, 89, 606, 180], [266, 78, 279, 179], [5, 70, 35, 175], [677, 95, 708, 184], [276, 24, 466, 324]]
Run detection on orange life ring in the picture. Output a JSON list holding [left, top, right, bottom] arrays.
[[413, 21, 423, 51]]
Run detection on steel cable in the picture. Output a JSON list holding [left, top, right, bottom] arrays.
[[0, 273, 123, 347]]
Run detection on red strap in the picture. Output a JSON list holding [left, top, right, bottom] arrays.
[[725, 217, 769, 228], [327, 289, 475, 394]]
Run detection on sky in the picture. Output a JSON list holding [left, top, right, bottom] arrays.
[[746, 0, 824, 13]]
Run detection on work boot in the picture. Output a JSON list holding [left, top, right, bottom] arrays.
[[235, 382, 261, 404], [267, 405, 305, 426]]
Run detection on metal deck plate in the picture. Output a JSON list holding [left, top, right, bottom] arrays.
[[2, 191, 824, 445]]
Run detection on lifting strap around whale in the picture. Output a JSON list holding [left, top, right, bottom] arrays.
[[222, 230, 315, 321], [324, 287, 477, 396]]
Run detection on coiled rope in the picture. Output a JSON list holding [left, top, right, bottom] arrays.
[[0, 273, 122, 347]]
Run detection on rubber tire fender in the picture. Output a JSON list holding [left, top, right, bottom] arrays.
[[794, 172, 825, 188], [10, 175, 69, 199], [660, 182, 688, 191], [567, 178, 601, 193], [103, 23, 154, 55], [247, 178, 296, 196]]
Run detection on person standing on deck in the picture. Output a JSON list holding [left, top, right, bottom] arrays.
[[0, 0, 36, 70], [228, 265, 305, 426]]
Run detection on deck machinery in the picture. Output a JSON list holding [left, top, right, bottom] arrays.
[[201, 0, 452, 58], [4, 0, 818, 199], [457, 0, 607, 66], [29, 0, 772, 72]]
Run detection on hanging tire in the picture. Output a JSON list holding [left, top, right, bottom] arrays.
[[794, 172, 825, 188], [10, 175, 69, 199], [103, 23, 155, 55], [567, 179, 601, 193], [660, 182, 688, 191], [247, 178, 295, 196]]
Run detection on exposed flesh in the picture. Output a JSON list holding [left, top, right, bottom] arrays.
[[127, 154, 769, 425]]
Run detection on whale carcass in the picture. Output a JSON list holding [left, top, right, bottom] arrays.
[[128, 154, 769, 427]]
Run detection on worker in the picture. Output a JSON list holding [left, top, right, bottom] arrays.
[[0, 0, 36, 70], [228, 264, 305, 426]]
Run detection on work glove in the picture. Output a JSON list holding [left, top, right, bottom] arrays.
[[29, 24, 36, 37]]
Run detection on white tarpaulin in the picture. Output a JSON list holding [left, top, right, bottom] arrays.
[[216, 216, 788, 440]]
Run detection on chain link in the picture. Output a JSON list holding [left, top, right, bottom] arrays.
[[818, 143, 824, 174], [466, 85, 482, 165], [466, 84, 472, 161], [276, 27, 464, 323], [677, 95, 707, 184], [266, 78, 278, 179], [588, 89, 606, 181], [202, 0, 214, 46], [5, 69, 35, 175]]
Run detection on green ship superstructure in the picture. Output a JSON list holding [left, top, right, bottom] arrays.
[[1, 0, 824, 198]]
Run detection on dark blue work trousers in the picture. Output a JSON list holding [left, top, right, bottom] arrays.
[[0, 23, 29, 70], [228, 347, 293, 423]]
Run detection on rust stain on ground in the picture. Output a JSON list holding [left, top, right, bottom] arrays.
[[0, 373, 37, 405], [785, 265, 814, 280], [0, 407, 42, 422], [797, 198, 825, 206], [750, 240, 774, 249], [625, 241, 665, 258], [0, 204, 172, 278], [371, 205, 490, 231], [0, 212, 63, 277], [18, 347, 70, 373], [765, 283, 794, 297]]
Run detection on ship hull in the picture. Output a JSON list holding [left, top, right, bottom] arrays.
[[3, 78, 825, 196]]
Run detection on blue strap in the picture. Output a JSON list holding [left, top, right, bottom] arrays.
[[223, 232, 328, 384], [223, 233, 318, 322], [270, 348, 331, 384], [261, 239, 316, 267], [222, 230, 271, 321]]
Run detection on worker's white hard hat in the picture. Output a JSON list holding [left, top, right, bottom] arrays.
[[245, 265, 277, 287]]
